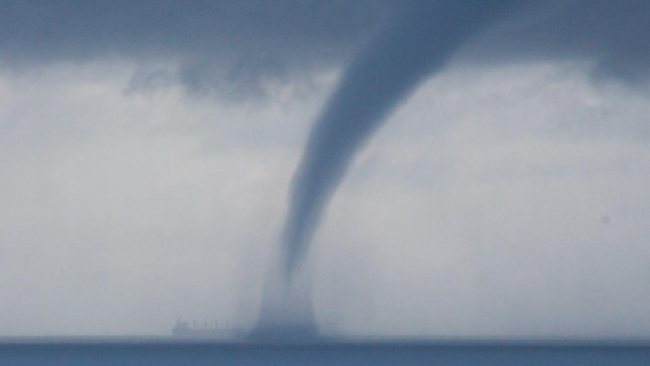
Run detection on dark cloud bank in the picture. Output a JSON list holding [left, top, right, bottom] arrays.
[[1, 0, 382, 94], [3, 0, 649, 339], [2, 1, 649, 86]]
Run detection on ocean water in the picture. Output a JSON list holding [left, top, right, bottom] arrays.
[[1, 340, 649, 366]]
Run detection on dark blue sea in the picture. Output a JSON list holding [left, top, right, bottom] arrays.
[[1, 339, 650, 365]]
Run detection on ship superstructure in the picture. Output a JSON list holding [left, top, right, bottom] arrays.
[[172, 319, 242, 339]]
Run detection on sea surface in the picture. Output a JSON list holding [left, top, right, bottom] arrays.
[[1, 338, 649, 365]]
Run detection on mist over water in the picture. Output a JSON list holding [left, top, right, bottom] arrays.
[[254, 1, 522, 338]]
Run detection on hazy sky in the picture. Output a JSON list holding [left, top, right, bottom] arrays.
[[1, 0, 650, 338]]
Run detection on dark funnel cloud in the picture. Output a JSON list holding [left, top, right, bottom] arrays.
[[280, 0, 522, 278], [251, 1, 523, 339]]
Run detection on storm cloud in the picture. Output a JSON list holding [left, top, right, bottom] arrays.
[[2, 1, 650, 88], [0, 0, 381, 95], [1, 0, 649, 338]]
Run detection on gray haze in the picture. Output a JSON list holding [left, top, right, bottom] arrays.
[[0, 0, 649, 338]]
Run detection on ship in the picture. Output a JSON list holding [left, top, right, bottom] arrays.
[[172, 319, 243, 340]]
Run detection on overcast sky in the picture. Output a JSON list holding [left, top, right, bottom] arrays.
[[1, 0, 650, 338]]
